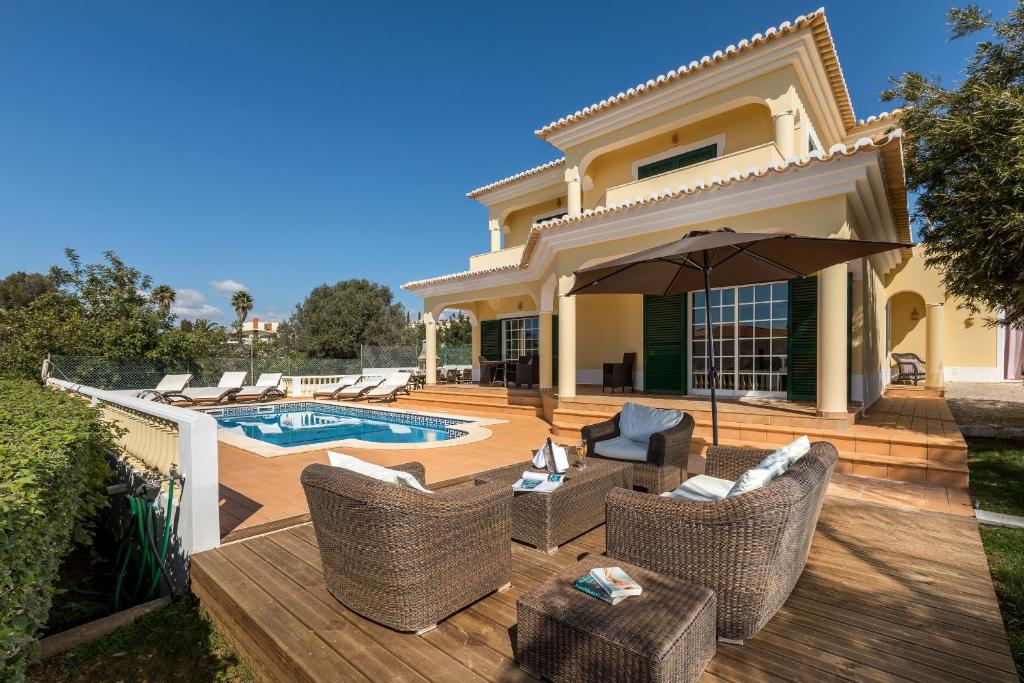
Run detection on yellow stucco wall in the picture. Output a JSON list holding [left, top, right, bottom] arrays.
[[575, 294, 644, 374], [505, 198, 567, 249], [883, 246, 999, 371], [582, 103, 773, 208]]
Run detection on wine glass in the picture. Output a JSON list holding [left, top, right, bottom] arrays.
[[576, 440, 588, 469]]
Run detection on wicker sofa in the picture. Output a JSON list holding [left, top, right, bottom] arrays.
[[300, 461, 512, 633], [605, 442, 838, 641], [581, 410, 695, 493]]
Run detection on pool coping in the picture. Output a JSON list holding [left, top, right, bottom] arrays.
[[201, 400, 506, 457]]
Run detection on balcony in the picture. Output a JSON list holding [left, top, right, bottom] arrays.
[[469, 244, 525, 272], [603, 141, 784, 208]]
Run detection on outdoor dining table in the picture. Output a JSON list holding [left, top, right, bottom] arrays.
[[479, 359, 515, 386]]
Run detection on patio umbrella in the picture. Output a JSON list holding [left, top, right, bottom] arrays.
[[568, 228, 910, 446]]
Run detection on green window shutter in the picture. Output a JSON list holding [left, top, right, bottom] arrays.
[[848, 273, 853, 402], [637, 144, 718, 180], [480, 320, 500, 361], [552, 314, 559, 386], [643, 294, 683, 394], [787, 277, 817, 401]]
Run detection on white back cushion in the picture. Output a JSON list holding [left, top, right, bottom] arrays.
[[218, 371, 249, 388], [756, 435, 811, 470], [327, 451, 431, 493], [619, 402, 683, 443]]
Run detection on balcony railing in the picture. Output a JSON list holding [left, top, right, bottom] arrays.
[[469, 244, 526, 272], [604, 141, 784, 208]]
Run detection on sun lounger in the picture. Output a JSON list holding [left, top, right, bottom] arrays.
[[164, 371, 248, 405], [136, 374, 193, 402], [333, 375, 385, 400], [311, 375, 363, 399], [233, 373, 286, 402], [363, 372, 412, 402]]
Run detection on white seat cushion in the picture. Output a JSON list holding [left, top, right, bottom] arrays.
[[619, 402, 683, 443], [327, 451, 431, 493], [593, 435, 649, 462], [661, 475, 735, 502]]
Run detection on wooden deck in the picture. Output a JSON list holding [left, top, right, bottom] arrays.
[[192, 495, 1018, 682]]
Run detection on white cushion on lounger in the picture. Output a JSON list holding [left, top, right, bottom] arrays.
[[593, 435, 649, 462], [327, 451, 431, 493], [618, 402, 683, 444], [661, 475, 735, 502]]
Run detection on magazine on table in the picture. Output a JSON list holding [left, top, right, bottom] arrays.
[[573, 574, 626, 605], [512, 470, 565, 493], [589, 566, 643, 599]]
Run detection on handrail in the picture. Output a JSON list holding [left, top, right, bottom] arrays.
[[46, 378, 221, 555]]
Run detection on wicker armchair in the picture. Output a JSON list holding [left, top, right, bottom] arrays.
[[300, 461, 512, 633], [581, 411, 695, 493], [892, 352, 926, 385], [605, 442, 838, 641], [602, 352, 636, 393]]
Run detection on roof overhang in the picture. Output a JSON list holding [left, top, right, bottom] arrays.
[[403, 132, 909, 299], [536, 9, 855, 148]]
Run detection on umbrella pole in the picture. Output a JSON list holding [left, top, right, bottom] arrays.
[[702, 250, 719, 446]]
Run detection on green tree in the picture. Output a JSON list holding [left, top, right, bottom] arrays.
[[882, 3, 1024, 325], [439, 312, 472, 346], [0, 272, 55, 309], [150, 284, 177, 319], [230, 290, 254, 343], [289, 279, 416, 358], [0, 250, 232, 379]]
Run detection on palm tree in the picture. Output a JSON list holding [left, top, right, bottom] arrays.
[[231, 290, 254, 342], [151, 284, 176, 317]]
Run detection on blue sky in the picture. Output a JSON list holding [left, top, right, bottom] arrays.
[[0, 1, 1012, 322]]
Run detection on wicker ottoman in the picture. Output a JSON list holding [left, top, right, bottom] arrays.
[[475, 459, 632, 553], [516, 555, 715, 682]]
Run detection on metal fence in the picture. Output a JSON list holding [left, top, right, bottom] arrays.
[[439, 344, 472, 366], [50, 343, 473, 390], [50, 355, 361, 391]]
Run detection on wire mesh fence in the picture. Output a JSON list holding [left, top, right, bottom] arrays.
[[50, 343, 472, 391], [51, 354, 360, 391], [439, 344, 472, 366]]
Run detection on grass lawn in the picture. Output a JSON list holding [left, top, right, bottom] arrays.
[[28, 597, 254, 683], [968, 438, 1024, 677]]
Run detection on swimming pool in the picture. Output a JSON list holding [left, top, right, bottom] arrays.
[[209, 402, 470, 448]]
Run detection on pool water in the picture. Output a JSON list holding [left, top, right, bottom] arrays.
[[213, 405, 464, 447]]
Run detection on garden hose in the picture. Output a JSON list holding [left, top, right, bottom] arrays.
[[112, 477, 178, 610]]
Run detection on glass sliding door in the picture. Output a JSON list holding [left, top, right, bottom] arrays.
[[502, 316, 539, 361], [690, 283, 788, 397]]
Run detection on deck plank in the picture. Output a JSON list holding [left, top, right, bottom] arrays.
[[192, 495, 1018, 682]]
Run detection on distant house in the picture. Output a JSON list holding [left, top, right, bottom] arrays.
[[236, 317, 280, 344]]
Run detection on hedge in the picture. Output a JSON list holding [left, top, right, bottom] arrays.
[[0, 380, 114, 681]]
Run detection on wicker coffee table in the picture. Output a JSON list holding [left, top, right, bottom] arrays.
[[475, 459, 632, 553], [516, 555, 716, 682]]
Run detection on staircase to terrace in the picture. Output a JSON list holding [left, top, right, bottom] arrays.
[[395, 384, 970, 489]]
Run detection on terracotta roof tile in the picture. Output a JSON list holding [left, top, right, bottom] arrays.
[[466, 158, 565, 199]]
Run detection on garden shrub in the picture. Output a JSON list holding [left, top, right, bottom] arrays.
[[0, 380, 114, 682]]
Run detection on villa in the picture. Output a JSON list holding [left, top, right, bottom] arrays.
[[25, 9, 1022, 683], [401, 8, 1014, 490]]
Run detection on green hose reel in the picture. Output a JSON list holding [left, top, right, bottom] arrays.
[[113, 475, 178, 610]]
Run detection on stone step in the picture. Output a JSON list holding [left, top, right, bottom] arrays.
[[394, 396, 542, 417], [413, 386, 543, 407]]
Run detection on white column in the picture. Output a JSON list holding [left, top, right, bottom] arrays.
[[471, 318, 481, 382], [539, 311, 553, 390], [926, 303, 945, 389], [488, 218, 502, 252], [565, 166, 582, 217], [557, 275, 577, 397], [773, 110, 796, 158], [424, 312, 438, 386], [817, 263, 847, 415]]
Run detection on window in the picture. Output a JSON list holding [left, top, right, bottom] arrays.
[[502, 317, 539, 360], [535, 211, 567, 224], [808, 136, 819, 154], [691, 283, 788, 395], [637, 144, 718, 180]]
